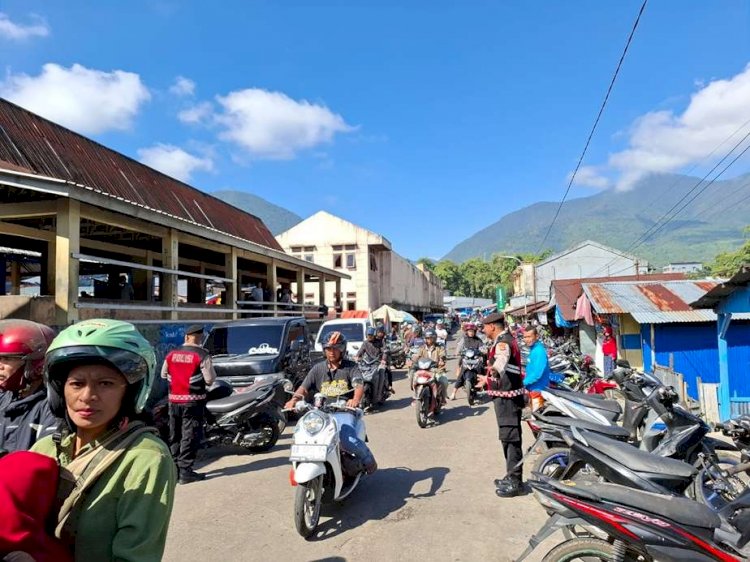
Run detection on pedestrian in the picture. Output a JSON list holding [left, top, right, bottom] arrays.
[[601, 325, 617, 377], [522, 326, 551, 412], [160, 324, 216, 484], [118, 274, 134, 301], [318, 301, 329, 319], [475, 313, 525, 498], [0, 320, 58, 452], [31, 319, 176, 562]]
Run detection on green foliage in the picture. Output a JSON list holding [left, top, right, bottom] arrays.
[[416, 257, 436, 271], [707, 227, 750, 277], [433, 252, 549, 299]]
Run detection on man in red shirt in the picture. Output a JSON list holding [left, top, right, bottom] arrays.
[[602, 325, 618, 377]]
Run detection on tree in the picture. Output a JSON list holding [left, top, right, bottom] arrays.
[[416, 257, 436, 272], [708, 228, 750, 277]]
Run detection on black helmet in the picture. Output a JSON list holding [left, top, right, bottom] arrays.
[[322, 331, 347, 353], [425, 329, 437, 339]]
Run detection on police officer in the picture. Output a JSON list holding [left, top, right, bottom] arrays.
[[476, 313, 525, 498], [161, 324, 216, 484]]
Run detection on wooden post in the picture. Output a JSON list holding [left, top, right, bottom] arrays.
[[318, 276, 326, 308], [55, 199, 80, 325], [9, 260, 21, 295], [267, 260, 278, 315], [296, 269, 305, 313], [225, 248, 238, 320], [335, 277, 342, 316], [162, 229, 179, 320], [145, 250, 154, 302], [45, 240, 56, 297]]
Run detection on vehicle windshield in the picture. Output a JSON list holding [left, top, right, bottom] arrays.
[[205, 325, 284, 356], [318, 323, 365, 343]]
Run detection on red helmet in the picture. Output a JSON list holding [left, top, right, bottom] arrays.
[[464, 323, 477, 332], [583, 355, 594, 367], [0, 320, 56, 391]]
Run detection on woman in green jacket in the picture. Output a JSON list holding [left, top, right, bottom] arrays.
[[32, 319, 176, 562]]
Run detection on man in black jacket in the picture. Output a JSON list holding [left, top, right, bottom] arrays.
[[0, 320, 58, 452]]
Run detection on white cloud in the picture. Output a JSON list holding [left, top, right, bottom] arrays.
[[1, 63, 150, 135], [137, 144, 213, 182], [178, 101, 213, 124], [214, 88, 354, 159], [0, 12, 49, 40], [594, 64, 750, 190], [170, 76, 195, 97], [571, 165, 611, 189]]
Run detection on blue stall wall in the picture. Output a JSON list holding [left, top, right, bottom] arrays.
[[641, 324, 652, 374], [653, 322, 750, 400]]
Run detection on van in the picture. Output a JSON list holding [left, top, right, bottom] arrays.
[[314, 318, 372, 357]]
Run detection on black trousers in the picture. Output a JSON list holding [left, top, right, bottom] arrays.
[[494, 400, 523, 482], [169, 401, 205, 472]]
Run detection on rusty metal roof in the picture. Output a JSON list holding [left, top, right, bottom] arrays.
[[550, 273, 686, 321], [582, 280, 750, 324], [0, 98, 282, 251]]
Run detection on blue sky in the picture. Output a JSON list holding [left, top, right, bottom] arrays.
[[2, 1, 750, 259]]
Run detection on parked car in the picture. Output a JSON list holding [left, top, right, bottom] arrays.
[[204, 317, 312, 388], [314, 318, 372, 357]]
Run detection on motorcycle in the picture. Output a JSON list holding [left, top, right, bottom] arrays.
[[458, 348, 485, 406], [152, 378, 289, 453], [517, 473, 750, 562], [289, 391, 374, 538], [413, 357, 445, 428], [357, 355, 387, 411], [387, 340, 406, 369]]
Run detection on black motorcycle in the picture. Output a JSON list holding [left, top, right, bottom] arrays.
[[458, 348, 484, 406], [358, 355, 387, 411], [386, 340, 406, 369], [152, 378, 289, 453]]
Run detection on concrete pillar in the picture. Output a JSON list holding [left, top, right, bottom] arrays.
[[55, 198, 80, 325], [318, 276, 326, 307], [296, 269, 304, 313], [162, 229, 179, 320], [335, 277, 342, 315], [267, 260, 278, 315], [44, 241, 55, 296], [10, 260, 21, 295], [145, 251, 154, 302], [225, 248, 238, 320]]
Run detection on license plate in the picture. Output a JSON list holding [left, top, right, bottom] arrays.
[[290, 444, 327, 462]]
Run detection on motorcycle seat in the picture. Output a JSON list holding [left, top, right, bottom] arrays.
[[568, 480, 721, 529], [577, 429, 697, 479], [207, 387, 267, 414], [535, 414, 630, 440], [546, 388, 620, 414]]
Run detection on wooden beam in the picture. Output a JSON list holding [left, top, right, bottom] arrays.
[[267, 260, 278, 314], [79, 202, 167, 238], [162, 229, 179, 320], [179, 231, 231, 255], [225, 248, 238, 320], [296, 269, 304, 305], [55, 198, 80, 325], [0, 200, 58, 219], [80, 237, 148, 259], [72, 253, 233, 282], [0, 220, 54, 242]]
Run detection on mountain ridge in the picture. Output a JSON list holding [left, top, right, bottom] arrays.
[[211, 189, 303, 235]]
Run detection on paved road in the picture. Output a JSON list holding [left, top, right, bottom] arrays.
[[164, 342, 553, 562]]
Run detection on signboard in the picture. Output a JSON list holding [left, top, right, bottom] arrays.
[[495, 286, 507, 310]]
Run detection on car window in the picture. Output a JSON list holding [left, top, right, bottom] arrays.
[[286, 323, 305, 346], [205, 325, 284, 356], [318, 323, 364, 343]]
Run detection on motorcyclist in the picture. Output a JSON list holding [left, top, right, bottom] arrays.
[[373, 325, 394, 393], [408, 330, 447, 403], [284, 332, 377, 474], [450, 322, 484, 400], [0, 319, 57, 452], [355, 327, 387, 365], [435, 319, 448, 346], [406, 325, 424, 348]]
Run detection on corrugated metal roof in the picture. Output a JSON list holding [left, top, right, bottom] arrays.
[[582, 280, 750, 324], [691, 265, 750, 310], [0, 98, 283, 251]]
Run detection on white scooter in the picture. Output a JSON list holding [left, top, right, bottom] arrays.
[[289, 391, 373, 538]]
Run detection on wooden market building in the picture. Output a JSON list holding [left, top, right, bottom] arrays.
[[0, 98, 348, 327]]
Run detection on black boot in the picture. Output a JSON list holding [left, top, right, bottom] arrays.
[[179, 469, 206, 484], [494, 476, 510, 488], [495, 478, 522, 498]]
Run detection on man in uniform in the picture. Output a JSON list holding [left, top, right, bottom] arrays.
[[161, 324, 217, 484], [476, 313, 525, 498], [284, 331, 377, 474]]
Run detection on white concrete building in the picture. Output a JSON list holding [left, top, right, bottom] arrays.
[[276, 211, 444, 313], [531, 240, 649, 302], [663, 262, 703, 274]]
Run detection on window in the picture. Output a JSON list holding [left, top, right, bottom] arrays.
[[346, 253, 356, 269], [332, 244, 357, 270], [346, 291, 357, 310], [290, 245, 315, 262], [370, 254, 377, 271], [333, 254, 343, 268]]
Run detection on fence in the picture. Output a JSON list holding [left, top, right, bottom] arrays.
[[653, 362, 722, 424]]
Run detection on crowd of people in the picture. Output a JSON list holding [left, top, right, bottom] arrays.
[[0, 309, 554, 561]]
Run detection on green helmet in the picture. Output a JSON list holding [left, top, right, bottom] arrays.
[[45, 319, 156, 418]]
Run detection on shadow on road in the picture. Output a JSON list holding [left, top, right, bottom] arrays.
[[376, 396, 412, 412], [311, 465, 450, 541], [201, 454, 289, 479], [439, 404, 488, 423]]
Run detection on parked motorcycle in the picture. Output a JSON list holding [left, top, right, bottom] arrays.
[[413, 357, 445, 428], [517, 473, 750, 562], [458, 348, 484, 406], [289, 391, 374, 538], [358, 355, 387, 411]]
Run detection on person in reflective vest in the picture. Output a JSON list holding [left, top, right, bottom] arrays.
[[160, 325, 216, 484]]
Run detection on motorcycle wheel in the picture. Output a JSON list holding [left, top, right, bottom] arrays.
[[416, 388, 429, 428], [294, 474, 323, 539], [394, 358, 405, 369], [532, 447, 571, 479], [244, 416, 281, 453], [542, 538, 638, 562], [465, 378, 474, 406], [692, 451, 749, 510]]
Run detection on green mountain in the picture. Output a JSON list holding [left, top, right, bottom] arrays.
[[444, 172, 750, 266], [211, 190, 302, 235]]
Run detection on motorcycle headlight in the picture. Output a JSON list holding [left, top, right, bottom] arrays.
[[302, 411, 326, 435]]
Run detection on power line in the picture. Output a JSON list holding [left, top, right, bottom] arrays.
[[537, 0, 648, 253]]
